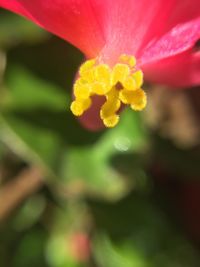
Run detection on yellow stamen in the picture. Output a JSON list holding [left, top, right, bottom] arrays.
[[119, 54, 136, 67], [92, 82, 108, 95], [111, 64, 130, 85], [132, 70, 143, 88], [130, 89, 147, 111], [95, 64, 111, 83], [100, 97, 121, 119], [123, 76, 137, 91], [70, 54, 147, 128], [79, 59, 95, 76], [103, 114, 120, 128], [70, 98, 91, 116], [74, 80, 90, 99]]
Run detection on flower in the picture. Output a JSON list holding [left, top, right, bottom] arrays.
[[1, 0, 200, 130]]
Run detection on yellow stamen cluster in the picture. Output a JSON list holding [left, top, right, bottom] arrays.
[[70, 54, 146, 128]]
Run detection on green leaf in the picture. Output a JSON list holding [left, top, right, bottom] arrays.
[[59, 109, 148, 199], [0, 67, 68, 176], [13, 194, 46, 231], [60, 147, 126, 199], [3, 66, 68, 111], [46, 235, 80, 267], [0, 113, 63, 174], [95, 108, 148, 158], [94, 235, 148, 267]]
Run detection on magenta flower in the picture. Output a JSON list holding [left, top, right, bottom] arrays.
[[1, 0, 200, 130]]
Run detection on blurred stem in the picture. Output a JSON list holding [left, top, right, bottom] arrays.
[[0, 166, 44, 222]]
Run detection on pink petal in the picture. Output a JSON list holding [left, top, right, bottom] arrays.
[[139, 17, 200, 65], [100, 0, 174, 63], [142, 49, 200, 88], [100, 0, 200, 65], [0, 0, 105, 57], [139, 16, 200, 87]]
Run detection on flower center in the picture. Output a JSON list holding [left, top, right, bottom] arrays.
[[70, 54, 146, 128]]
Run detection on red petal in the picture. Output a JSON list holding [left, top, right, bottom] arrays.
[[143, 49, 200, 88], [100, 0, 200, 65], [2, 0, 200, 65], [131, 0, 200, 88], [0, 0, 105, 57]]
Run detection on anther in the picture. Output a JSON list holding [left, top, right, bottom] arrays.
[[70, 54, 146, 128]]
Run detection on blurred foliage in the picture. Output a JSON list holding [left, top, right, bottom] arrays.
[[0, 10, 200, 267]]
